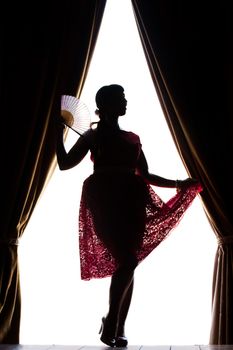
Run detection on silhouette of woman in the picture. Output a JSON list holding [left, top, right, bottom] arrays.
[[56, 84, 202, 347]]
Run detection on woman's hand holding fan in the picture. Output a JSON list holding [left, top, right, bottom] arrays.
[[60, 95, 91, 136]]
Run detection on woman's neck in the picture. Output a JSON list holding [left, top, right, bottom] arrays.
[[100, 114, 120, 129]]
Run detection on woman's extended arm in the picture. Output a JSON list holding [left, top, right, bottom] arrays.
[[55, 122, 91, 170], [136, 149, 197, 189]]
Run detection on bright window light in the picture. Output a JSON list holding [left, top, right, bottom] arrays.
[[19, 0, 217, 345]]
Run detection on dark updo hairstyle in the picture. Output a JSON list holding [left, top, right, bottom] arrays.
[[95, 84, 124, 117]]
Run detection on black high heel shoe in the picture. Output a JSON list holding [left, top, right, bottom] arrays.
[[99, 317, 116, 347], [115, 335, 128, 347]]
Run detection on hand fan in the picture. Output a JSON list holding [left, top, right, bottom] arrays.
[[61, 95, 91, 136]]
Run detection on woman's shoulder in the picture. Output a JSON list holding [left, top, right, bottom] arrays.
[[121, 130, 141, 143]]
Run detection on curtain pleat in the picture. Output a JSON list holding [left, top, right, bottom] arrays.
[[131, 0, 233, 344], [0, 0, 106, 343]]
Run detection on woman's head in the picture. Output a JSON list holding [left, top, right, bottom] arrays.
[[95, 84, 127, 118]]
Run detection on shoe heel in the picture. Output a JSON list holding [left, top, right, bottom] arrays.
[[99, 317, 105, 334]]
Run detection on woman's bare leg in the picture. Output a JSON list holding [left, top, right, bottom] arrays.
[[103, 254, 137, 339], [116, 277, 134, 337]]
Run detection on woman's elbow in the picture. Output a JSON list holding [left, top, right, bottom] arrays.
[[57, 159, 70, 171], [58, 164, 68, 171]]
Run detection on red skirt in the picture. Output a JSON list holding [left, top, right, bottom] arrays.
[[79, 172, 202, 280]]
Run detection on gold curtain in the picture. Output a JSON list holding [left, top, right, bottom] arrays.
[[131, 0, 233, 344], [0, 0, 107, 343]]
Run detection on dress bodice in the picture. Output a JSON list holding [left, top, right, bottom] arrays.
[[89, 129, 141, 170]]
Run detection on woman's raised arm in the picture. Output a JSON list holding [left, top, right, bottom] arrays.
[[55, 122, 92, 170]]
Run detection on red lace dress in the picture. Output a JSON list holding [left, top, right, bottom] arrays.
[[79, 129, 202, 280]]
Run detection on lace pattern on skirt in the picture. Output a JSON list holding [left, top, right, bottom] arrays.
[[79, 181, 202, 280]]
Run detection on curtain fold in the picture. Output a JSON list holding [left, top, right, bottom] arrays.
[[131, 0, 233, 344], [0, 0, 107, 343]]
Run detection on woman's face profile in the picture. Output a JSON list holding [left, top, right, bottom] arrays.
[[109, 90, 127, 116]]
